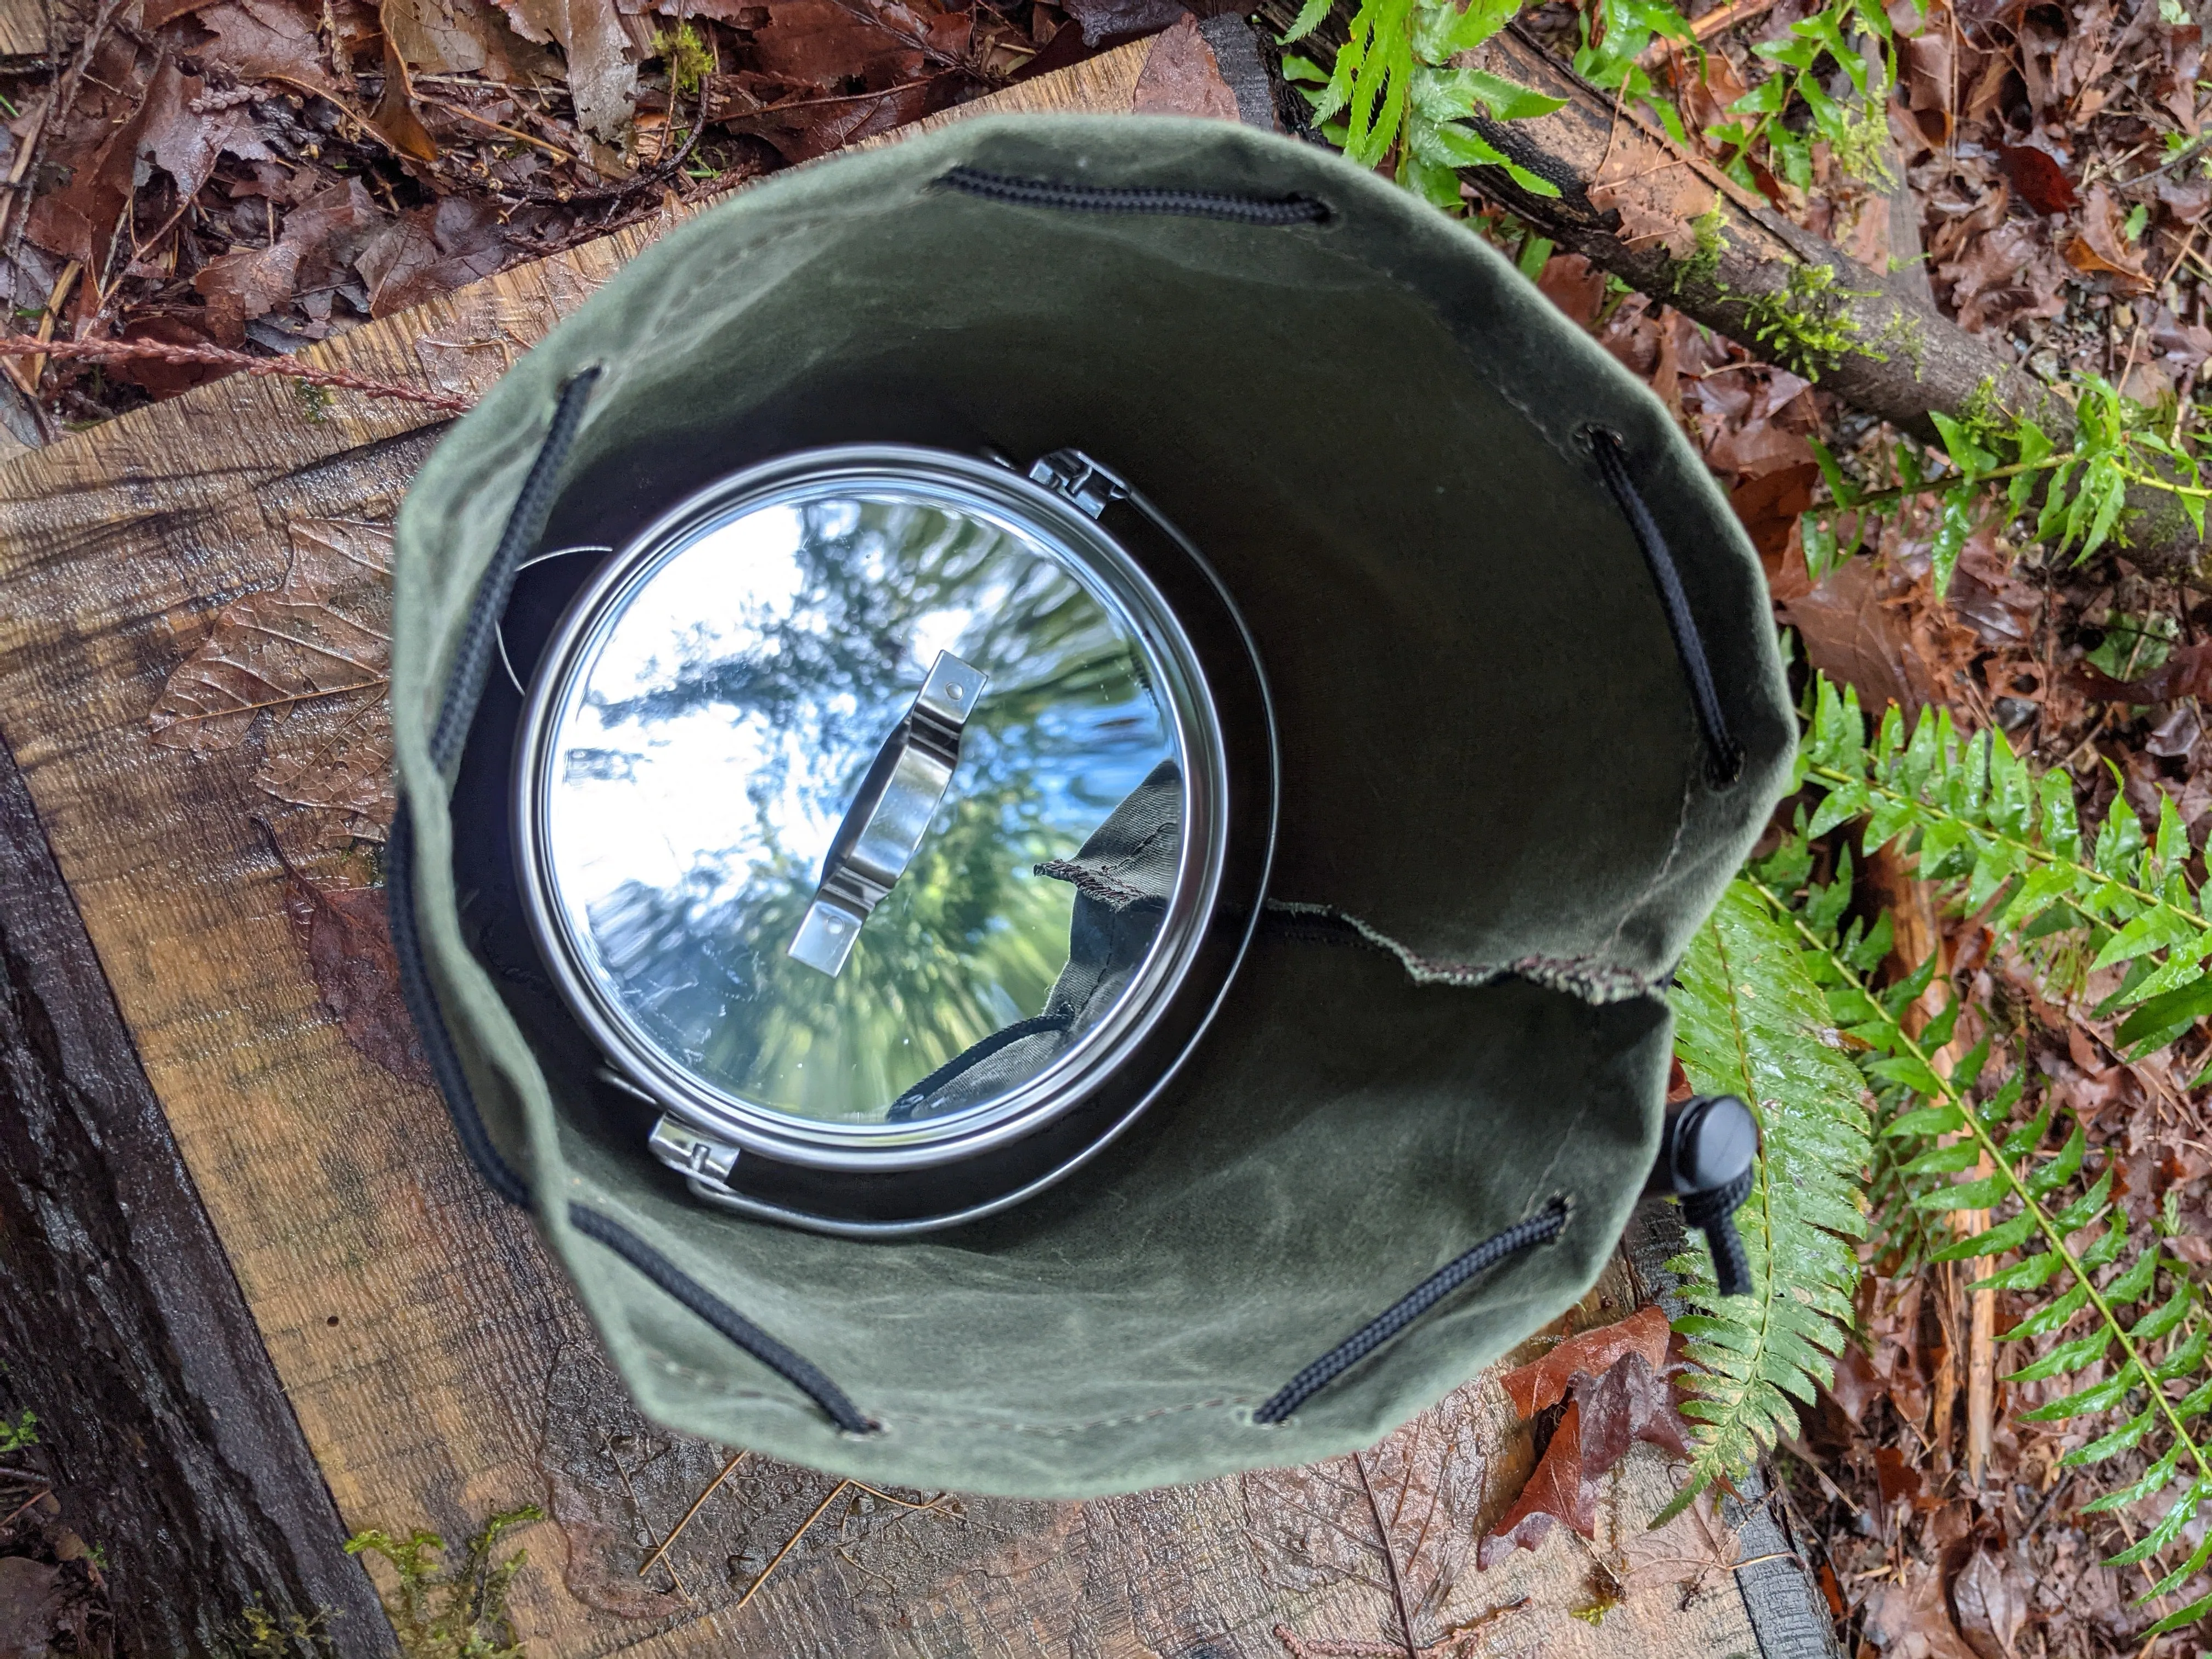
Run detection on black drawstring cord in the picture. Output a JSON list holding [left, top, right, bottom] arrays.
[[888, 1011, 1076, 1121], [938, 165, 1331, 225], [386, 366, 881, 1433], [1254, 1197, 1570, 1425], [567, 1205, 876, 1435], [387, 808, 531, 1209], [428, 366, 601, 774], [1680, 1166, 1754, 1299], [1584, 427, 1745, 788]]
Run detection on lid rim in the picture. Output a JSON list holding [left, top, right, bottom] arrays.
[[514, 443, 1235, 1172]]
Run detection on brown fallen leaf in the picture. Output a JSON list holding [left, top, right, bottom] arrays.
[[1998, 144, 2078, 214], [1778, 555, 1975, 723], [1131, 13, 1238, 120], [196, 0, 339, 86], [357, 196, 512, 317], [751, 0, 969, 89], [1949, 1543, 2028, 1659], [195, 179, 381, 345], [381, 0, 559, 81], [369, 33, 442, 163], [150, 518, 398, 846], [1242, 1384, 1491, 1635], [1498, 1304, 1672, 1419], [1863, 1554, 1982, 1659], [2064, 183, 2154, 292], [1536, 252, 1608, 329], [1477, 1398, 1590, 1565], [1479, 1312, 1691, 1568], [263, 825, 432, 1086], [1729, 459, 1819, 562], [490, 0, 640, 138]]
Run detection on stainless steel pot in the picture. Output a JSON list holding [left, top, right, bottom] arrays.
[[507, 444, 1276, 1235]]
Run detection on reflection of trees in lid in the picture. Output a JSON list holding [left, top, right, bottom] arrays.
[[578, 494, 1176, 1122]]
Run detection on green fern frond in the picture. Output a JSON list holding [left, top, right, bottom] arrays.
[[1799, 675, 2212, 1056], [1283, 0, 1565, 201], [1768, 678, 2212, 1637], [1658, 879, 1871, 1522]]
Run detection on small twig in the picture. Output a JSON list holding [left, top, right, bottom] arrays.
[[0, 1489, 50, 1531], [1351, 1449, 1418, 1658], [730, 1479, 850, 1616], [0, 336, 475, 414], [2117, 219, 2207, 399], [637, 1449, 746, 1580], [3, 258, 77, 398], [421, 95, 579, 162]]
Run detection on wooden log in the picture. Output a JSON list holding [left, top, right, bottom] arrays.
[[1257, 2, 2207, 576], [0, 33, 1812, 1657], [0, 731, 392, 1656]]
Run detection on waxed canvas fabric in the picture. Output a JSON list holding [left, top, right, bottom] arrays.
[[392, 112, 1796, 1497]]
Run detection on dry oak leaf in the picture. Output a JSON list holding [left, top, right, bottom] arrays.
[[150, 518, 398, 845], [2065, 183, 2155, 292], [1131, 13, 1238, 120]]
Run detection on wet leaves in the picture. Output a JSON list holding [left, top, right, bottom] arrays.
[[1244, 1386, 1491, 1633], [1131, 14, 1238, 120], [8, 0, 1082, 419], [266, 827, 431, 1085], [150, 517, 397, 847], [1476, 1311, 1691, 1567]]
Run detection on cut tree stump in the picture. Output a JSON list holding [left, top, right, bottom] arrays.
[[0, 34, 1833, 1658]]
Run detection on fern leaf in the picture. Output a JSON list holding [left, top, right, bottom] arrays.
[[1659, 879, 1870, 1523]]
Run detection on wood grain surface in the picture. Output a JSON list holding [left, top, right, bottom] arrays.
[[0, 39, 1778, 1657], [0, 0, 44, 60]]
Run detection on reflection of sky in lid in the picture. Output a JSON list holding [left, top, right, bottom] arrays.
[[538, 487, 1179, 1125]]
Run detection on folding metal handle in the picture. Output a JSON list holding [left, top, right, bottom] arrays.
[[788, 651, 988, 977]]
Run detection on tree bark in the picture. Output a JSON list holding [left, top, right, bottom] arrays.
[[0, 728, 390, 1658], [1257, 4, 2207, 575]]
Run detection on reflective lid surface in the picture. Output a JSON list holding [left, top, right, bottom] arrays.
[[516, 448, 1224, 1156]]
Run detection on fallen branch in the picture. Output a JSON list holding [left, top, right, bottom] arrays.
[[0, 336, 475, 415], [1256, 4, 2207, 574]]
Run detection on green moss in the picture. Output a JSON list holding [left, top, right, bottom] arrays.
[[1671, 196, 1728, 294], [0, 1409, 36, 1452], [1872, 311, 1926, 381], [345, 1505, 542, 1659], [215, 1598, 336, 1659], [653, 21, 713, 98], [1742, 262, 1877, 382], [291, 380, 332, 424]]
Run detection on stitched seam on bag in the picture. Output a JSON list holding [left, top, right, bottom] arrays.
[[1263, 900, 1661, 1005], [1599, 769, 1699, 962]]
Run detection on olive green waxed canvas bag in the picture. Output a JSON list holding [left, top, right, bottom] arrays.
[[388, 111, 1795, 1499]]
